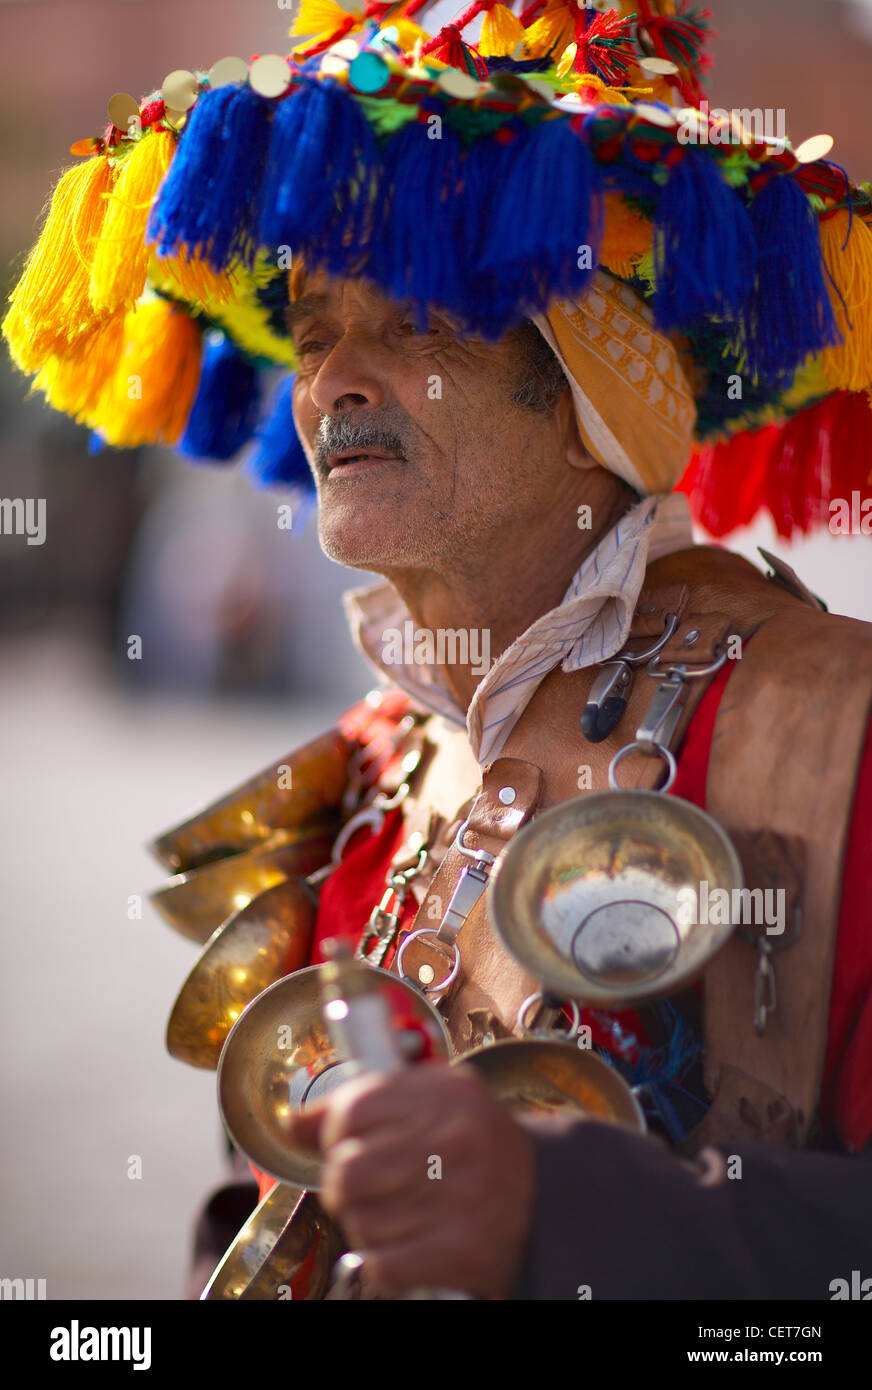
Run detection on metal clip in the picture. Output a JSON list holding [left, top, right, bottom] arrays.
[[579, 613, 680, 746], [635, 672, 685, 754], [753, 938, 777, 1035], [435, 821, 496, 945], [580, 661, 633, 743]]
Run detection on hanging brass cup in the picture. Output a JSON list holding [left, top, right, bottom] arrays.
[[217, 964, 452, 1189], [150, 825, 335, 945], [458, 1037, 645, 1132], [166, 876, 317, 1070], [489, 791, 742, 1007], [201, 1184, 343, 1302], [149, 728, 352, 873]]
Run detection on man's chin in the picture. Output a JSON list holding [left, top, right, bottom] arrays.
[[317, 512, 416, 574]]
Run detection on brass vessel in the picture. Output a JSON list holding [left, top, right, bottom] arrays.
[[167, 877, 317, 1070], [490, 790, 742, 1006]]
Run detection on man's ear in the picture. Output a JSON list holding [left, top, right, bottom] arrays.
[[558, 393, 598, 472]]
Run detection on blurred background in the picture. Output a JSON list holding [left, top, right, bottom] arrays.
[[0, 0, 869, 1301]]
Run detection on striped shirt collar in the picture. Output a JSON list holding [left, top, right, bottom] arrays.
[[344, 491, 694, 765]]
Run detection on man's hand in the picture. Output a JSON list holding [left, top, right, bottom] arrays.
[[285, 1061, 535, 1298]]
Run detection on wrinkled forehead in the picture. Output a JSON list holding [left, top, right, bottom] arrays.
[[286, 262, 498, 342]]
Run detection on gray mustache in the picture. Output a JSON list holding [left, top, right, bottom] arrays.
[[314, 414, 410, 468]]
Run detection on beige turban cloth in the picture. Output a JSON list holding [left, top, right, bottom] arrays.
[[532, 270, 698, 495]]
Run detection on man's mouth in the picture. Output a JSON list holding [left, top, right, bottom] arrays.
[[326, 449, 403, 473]]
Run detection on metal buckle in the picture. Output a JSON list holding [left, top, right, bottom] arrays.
[[396, 929, 461, 995], [646, 648, 728, 682]]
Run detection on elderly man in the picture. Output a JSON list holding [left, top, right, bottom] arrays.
[[5, 6, 872, 1303], [261, 267, 872, 1301]]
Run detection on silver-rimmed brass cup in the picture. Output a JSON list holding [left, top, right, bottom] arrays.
[[166, 876, 318, 1070], [458, 1037, 645, 1131], [201, 1185, 343, 1301], [489, 791, 742, 1007], [217, 964, 452, 1189]]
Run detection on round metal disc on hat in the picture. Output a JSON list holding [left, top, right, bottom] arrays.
[[794, 133, 834, 164], [523, 77, 554, 103], [330, 38, 361, 60], [634, 101, 677, 128], [349, 51, 390, 94], [436, 67, 483, 100], [639, 56, 679, 76], [208, 56, 250, 90], [249, 54, 292, 98], [107, 91, 140, 131], [320, 54, 352, 78], [161, 69, 199, 112]]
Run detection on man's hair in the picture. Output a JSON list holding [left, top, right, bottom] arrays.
[[511, 321, 569, 414]]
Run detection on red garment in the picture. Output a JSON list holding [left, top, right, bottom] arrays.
[[252, 668, 872, 1200]]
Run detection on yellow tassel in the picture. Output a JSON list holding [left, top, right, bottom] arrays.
[[89, 298, 202, 447], [291, 0, 355, 38], [31, 318, 126, 423], [90, 131, 175, 316], [599, 193, 652, 280], [479, 4, 525, 58], [820, 209, 872, 392], [150, 248, 239, 307], [523, 0, 574, 61], [2, 155, 115, 371]]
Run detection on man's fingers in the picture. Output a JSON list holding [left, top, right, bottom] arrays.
[[320, 1127, 443, 1211], [284, 1101, 329, 1152], [318, 1064, 446, 1148]]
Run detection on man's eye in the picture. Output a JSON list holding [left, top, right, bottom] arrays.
[[398, 320, 439, 338], [297, 340, 329, 358]]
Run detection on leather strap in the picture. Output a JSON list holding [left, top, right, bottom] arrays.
[[395, 571, 757, 1051], [691, 605, 872, 1148]]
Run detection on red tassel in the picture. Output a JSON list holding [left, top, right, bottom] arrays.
[[678, 392, 872, 539]]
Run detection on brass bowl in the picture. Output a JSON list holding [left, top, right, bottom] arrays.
[[458, 1038, 645, 1132], [489, 791, 742, 1007], [167, 877, 317, 1070], [217, 964, 452, 1189], [149, 728, 351, 873], [150, 825, 335, 945], [201, 1186, 342, 1301]]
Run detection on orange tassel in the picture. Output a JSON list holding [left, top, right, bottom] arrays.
[[89, 298, 202, 447], [151, 247, 238, 307], [599, 193, 652, 280], [3, 155, 116, 371], [31, 318, 126, 423], [479, 4, 525, 57], [820, 209, 872, 393], [90, 131, 176, 315]]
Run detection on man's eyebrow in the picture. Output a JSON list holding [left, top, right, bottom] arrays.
[[284, 293, 331, 334]]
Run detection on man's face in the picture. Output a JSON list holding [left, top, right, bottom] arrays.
[[289, 272, 578, 578]]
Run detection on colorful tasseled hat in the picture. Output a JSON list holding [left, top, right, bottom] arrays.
[[4, 0, 872, 538]]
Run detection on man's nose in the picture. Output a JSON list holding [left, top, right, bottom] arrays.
[[308, 332, 387, 415]]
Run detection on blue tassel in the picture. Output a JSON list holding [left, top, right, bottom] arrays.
[[147, 84, 273, 271], [479, 119, 601, 322], [179, 331, 262, 462], [740, 172, 840, 383], [244, 373, 314, 493], [259, 80, 379, 272], [366, 120, 468, 326], [652, 149, 757, 331]]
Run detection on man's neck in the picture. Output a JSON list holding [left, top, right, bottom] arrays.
[[379, 472, 636, 712]]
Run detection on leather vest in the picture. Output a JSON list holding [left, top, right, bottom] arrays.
[[374, 546, 872, 1151]]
